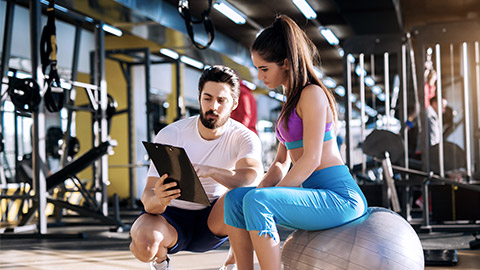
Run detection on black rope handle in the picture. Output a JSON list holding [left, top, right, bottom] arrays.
[[178, 0, 215, 50], [40, 0, 64, 112]]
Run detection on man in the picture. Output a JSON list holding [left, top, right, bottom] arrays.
[[129, 65, 264, 270]]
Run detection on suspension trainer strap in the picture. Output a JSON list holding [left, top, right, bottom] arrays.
[[178, 0, 215, 50], [40, 0, 64, 112]]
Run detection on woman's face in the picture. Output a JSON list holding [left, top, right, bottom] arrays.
[[251, 51, 289, 89]]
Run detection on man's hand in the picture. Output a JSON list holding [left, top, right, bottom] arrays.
[[152, 174, 181, 207], [192, 157, 262, 189], [193, 164, 214, 179]]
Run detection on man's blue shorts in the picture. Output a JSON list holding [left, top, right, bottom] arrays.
[[139, 200, 228, 254]]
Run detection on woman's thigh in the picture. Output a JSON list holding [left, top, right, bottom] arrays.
[[244, 187, 361, 230]]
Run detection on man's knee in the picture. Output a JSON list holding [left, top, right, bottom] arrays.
[[130, 234, 159, 262], [129, 214, 176, 262]]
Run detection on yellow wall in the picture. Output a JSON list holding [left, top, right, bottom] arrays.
[[104, 34, 177, 199], [104, 57, 130, 198], [73, 49, 131, 198], [74, 34, 158, 199], [75, 72, 93, 181]]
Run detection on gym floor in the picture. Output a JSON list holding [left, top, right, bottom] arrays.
[[0, 211, 479, 270]]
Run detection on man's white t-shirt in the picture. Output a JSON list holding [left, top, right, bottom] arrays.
[[147, 115, 263, 210]]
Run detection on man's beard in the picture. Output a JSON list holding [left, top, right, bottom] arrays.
[[200, 110, 229, 129]]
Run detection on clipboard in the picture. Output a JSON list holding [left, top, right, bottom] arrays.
[[142, 141, 211, 206]]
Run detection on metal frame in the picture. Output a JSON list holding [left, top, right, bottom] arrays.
[[104, 48, 181, 208], [343, 33, 412, 219], [0, 2, 126, 234], [343, 21, 480, 231], [412, 20, 480, 182]]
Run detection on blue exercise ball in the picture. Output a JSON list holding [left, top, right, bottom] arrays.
[[282, 207, 424, 270]]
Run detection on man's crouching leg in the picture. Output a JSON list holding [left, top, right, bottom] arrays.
[[130, 213, 178, 264]]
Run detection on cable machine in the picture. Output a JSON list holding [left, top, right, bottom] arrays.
[[0, 0, 126, 236]]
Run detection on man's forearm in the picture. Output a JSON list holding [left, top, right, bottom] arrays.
[[141, 189, 168, 214], [208, 166, 260, 189]]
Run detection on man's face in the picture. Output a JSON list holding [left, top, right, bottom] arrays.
[[199, 81, 238, 129]]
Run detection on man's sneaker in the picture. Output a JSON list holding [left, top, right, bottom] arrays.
[[219, 264, 237, 270], [150, 256, 171, 270]]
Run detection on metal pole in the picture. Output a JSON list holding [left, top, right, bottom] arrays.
[[145, 48, 152, 142], [1, 0, 15, 182], [99, 26, 109, 215], [384, 52, 390, 129], [0, 0, 14, 79], [345, 56, 353, 169], [435, 44, 444, 177], [176, 59, 182, 120], [359, 54, 366, 176], [422, 179, 431, 230], [402, 44, 409, 173], [94, 22, 108, 215], [30, 0, 47, 234], [475, 42, 480, 171], [371, 54, 377, 126], [126, 63, 135, 208], [401, 44, 411, 220], [60, 25, 81, 167], [462, 42, 473, 180]]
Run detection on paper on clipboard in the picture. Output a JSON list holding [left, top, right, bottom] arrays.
[[142, 141, 211, 206]]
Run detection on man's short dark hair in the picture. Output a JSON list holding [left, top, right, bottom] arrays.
[[198, 65, 240, 100]]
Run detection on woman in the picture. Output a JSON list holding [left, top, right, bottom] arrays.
[[224, 15, 368, 270]]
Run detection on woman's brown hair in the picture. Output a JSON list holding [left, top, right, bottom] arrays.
[[251, 15, 337, 129]]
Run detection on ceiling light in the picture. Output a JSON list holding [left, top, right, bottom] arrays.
[[337, 48, 345, 57], [7, 70, 30, 79], [355, 65, 366, 77], [268, 91, 286, 102], [322, 77, 337, 88], [335, 85, 345, 97], [372, 85, 383, 95], [102, 24, 123, 37], [84, 16, 94, 23], [314, 67, 324, 79], [347, 54, 355, 63], [319, 27, 339, 45], [366, 106, 378, 117], [349, 94, 357, 103], [365, 76, 375, 87], [40, 0, 68, 13], [242, 80, 256, 90], [160, 48, 179, 60], [180, 56, 204, 69], [213, 0, 247, 24], [292, 0, 317, 20]]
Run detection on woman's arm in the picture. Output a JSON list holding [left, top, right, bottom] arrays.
[[258, 143, 291, 188], [276, 85, 328, 187]]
